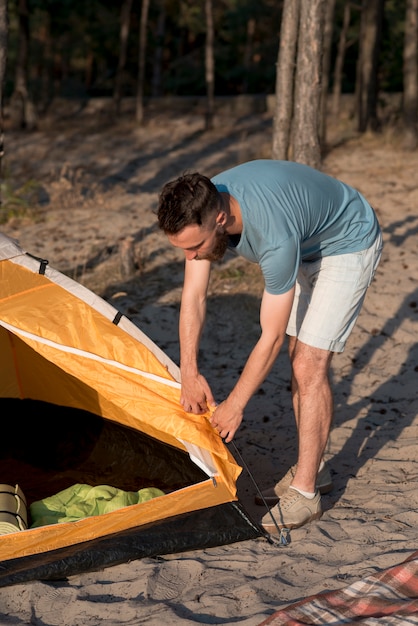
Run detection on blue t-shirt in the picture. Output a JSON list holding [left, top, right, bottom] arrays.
[[212, 160, 380, 295]]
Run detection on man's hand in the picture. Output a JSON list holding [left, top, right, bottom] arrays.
[[180, 372, 216, 414], [209, 398, 243, 443]]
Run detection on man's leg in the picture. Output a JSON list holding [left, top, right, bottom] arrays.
[[261, 339, 333, 530], [260, 235, 382, 523], [288, 337, 334, 493]]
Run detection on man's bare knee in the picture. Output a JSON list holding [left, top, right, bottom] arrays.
[[291, 342, 333, 386]]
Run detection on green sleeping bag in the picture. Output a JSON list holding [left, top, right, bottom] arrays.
[[30, 484, 165, 527]]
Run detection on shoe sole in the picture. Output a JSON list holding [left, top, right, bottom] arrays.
[[262, 510, 322, 533], [255, 481, 333, 506]]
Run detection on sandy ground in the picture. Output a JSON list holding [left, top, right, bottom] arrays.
[[0, 106, 417, 625]]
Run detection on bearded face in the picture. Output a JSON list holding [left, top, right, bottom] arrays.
[[196, 226, 229, 262], [167, 215, 230, 263]]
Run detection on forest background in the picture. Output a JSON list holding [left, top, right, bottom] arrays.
[[0, 0, 417, 176]]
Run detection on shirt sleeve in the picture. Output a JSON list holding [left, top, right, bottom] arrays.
[[259, 235, 300, 295]]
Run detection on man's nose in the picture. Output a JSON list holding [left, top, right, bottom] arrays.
[[184, 250, 198, 260]]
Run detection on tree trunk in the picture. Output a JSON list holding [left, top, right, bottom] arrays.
[[402, 0, 418, 150], [204, 0, 215, 131], [9, 0, 37, 130], [136, 0, 150, 125], [331, 1, 352, 118], [272, 0, 300, 160], [38, 11, 53, 113], [85, 49, 94, 89], [113, 0, 133, 116], [151, 1, 166, 97], [319, 0, 336, 148], [0, 0, 7, 206], [242, 17, 255, 94], [292, 0, 326, 168], [356, 0, 384, 133]]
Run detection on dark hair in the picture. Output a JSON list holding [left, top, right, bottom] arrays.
[[157, 172, 220, 235]]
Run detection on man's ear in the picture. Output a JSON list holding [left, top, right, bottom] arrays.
[[216, 210, 227, 227]]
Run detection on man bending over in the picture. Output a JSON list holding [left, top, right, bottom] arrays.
[[156, 159, 382, 532]]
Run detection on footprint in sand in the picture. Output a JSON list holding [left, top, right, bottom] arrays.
[[147, 559, 203, 601], [33, 583, 77, 624]]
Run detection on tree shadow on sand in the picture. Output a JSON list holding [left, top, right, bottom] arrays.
[[327, 286, 417, 500]]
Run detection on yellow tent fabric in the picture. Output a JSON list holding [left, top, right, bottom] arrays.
[[0, 233, 263, 586]]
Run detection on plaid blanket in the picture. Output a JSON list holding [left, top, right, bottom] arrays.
[[259, 550, 418, 625]]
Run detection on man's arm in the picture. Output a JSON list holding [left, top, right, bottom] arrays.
[[179, 258, 216, 413], [210, 287, 295, 442]]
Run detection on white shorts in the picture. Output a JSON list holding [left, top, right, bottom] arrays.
[[286, 232, 383, 353]]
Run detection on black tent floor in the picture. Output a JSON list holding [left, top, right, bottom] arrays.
[[0, 501, 266, 588]]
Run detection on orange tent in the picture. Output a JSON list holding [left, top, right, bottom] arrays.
[[0, 233, 263, 587]]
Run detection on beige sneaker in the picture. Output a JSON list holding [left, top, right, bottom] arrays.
[[261, 488, 322, 532], [255, 462, 333, 506]]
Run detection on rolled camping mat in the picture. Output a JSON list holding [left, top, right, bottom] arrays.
[[0, 484, 28, 535]]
